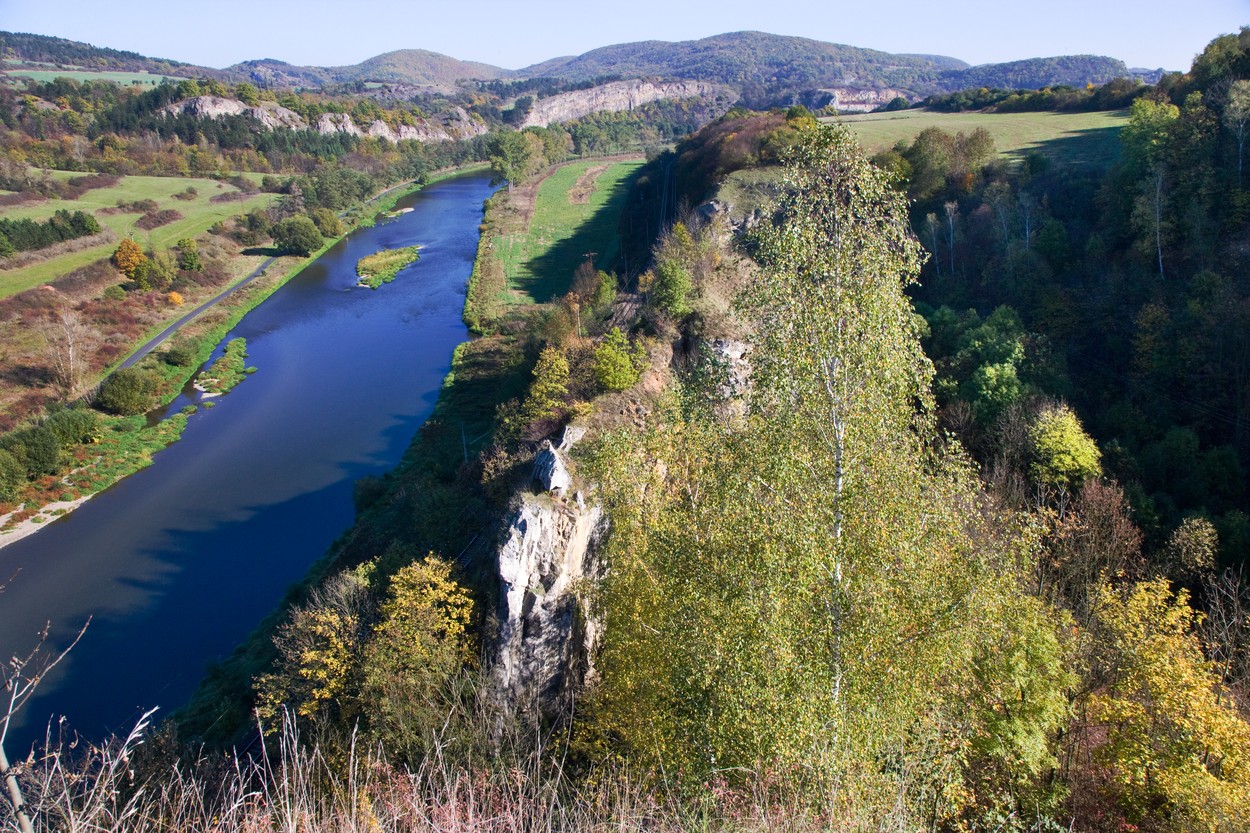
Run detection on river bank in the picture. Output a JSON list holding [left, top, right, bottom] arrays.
[[0, 166, 487, 553]]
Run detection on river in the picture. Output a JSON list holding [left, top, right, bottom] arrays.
[[0, 171, 497, 751]]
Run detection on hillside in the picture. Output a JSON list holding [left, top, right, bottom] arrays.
[[0, 31, 224, 80], [942, 54, 1132, 90], [5, 29, 1146, 111]]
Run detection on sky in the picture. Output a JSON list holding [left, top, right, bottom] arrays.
[[2, 0, 1246, 73]]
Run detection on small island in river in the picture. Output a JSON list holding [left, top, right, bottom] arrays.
[[356, 245, 421, 289]]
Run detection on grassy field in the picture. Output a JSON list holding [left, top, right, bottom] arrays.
[[2, 66, 178, 85], [829, 108, 1130, 167], [0, 174, 274, 296], [494, 159, 643, 304]]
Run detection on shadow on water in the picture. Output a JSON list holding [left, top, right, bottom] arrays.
[[519, 166, 640, 303], [0, 171, 500, 753]]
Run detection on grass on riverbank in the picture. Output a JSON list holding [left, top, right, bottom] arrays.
[[495, 160, 642, 304], [465, 159, 640, 333], [356, 246, 420, 289]]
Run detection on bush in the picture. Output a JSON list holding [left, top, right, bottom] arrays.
[[102, 284, 126, 301], [270, 216, 324, 256], [1, 426, 62, 477], [164, 342, 198, 367], [309, 207, 344, 238], [594, 328, 646, 392], [44, 407, 100, 447], [96, 367, 160, 415], [0, 449, 27, 501]]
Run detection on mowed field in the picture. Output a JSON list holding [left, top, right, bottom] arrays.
[[3, 70, 175, 85], [830, 108, 1130, 167], [495, 159, 643, 304], [0, 173, 274, 297]]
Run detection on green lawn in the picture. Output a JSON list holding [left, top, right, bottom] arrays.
[[829, 108, 1130, 167], [494, 159, 642, 304], [0, 174, 274, 297], [2, 69, 178, 85]]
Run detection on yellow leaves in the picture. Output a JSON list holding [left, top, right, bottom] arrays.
[[1088, 578, 1250, 828]]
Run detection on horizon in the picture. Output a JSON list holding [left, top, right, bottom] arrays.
[[3, 0, 1246, 75]]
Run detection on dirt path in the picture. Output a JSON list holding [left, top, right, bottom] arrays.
[[569, 165, 610, 204]]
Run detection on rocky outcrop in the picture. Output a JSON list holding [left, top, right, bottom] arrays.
[[493, 493, 606, 714], [165, 97, 486, 144], [162, 96, 307, 130], [520, 79, 734, 128], [819, 87, 912, 113], [532, 441, 573, 495]]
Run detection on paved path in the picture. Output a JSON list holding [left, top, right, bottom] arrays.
[[120, 256, 278, 369]]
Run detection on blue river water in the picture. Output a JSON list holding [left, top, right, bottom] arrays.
[[0, 171, 497, 751]]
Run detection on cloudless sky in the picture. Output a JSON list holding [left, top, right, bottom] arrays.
[[3, 0, 1246, 73]]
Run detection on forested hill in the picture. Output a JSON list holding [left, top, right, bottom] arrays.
[[5, 29, 1146, 107], [231, 50, 510, 88], [0, 31, 223, 79], [942, 54, 1135, 91], [515, 31, 966, 96]]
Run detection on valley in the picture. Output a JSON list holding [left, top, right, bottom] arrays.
[[0, 16, 1248, 833]]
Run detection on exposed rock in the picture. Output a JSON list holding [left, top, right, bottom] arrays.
[[557, 425, 587, 452], [493, 495, 607, 714], [162, 96, 307, 130], [532, 441, 573, 495], [819, 87, 912, 113], [521, 79, 735, 128], [166, 97, 486, 144], [316, 112, 362, 136]]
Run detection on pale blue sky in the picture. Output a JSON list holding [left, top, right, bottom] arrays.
[[2, 0, 1246, 73]]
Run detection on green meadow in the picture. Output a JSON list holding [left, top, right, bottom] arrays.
[[0, 173, 274, 297]]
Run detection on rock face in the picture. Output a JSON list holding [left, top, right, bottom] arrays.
[[521, 79, 733, 128], [492, 493, 607, 714], [820, 87, 912, 113], [532, 441, 573, 495], [162, 96, 307, 130], [165, 97, 486, 143]]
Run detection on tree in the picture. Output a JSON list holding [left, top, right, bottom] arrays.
[[1029, 403, 1101, 491], [94, 367, 159, 415], [1088, 579, 1250, 829], [361, 557, 474, 760], [176, 237, 202, 272], [38, 307, 96, 400], [1223, 79, 1250, 186], [269, 216, 323, 256], [308, 207, 343, 238], [520, 346, 570, 425], [110, 237, 146, 278], [588, 126, 1061, 819], [593, 328, 645, 392], [1122, 98, 1179, 279]]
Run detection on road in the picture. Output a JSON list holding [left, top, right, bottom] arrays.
[[119, 256, 277, 369]]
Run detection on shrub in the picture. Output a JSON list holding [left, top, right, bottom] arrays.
[[167, 291, 185, 306], [594, 328, 646, 392], [0, 449, 27, 501], [95, 367, 160, 415], [43, 407, 100, 447], [102, 285, 126, 301], [310, 207, 344, 238], [164, 342, 197, 367], [270, 216, 323, 256]]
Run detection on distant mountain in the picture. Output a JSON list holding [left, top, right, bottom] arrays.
[[515, 32, 966, 104], [337, 49, 507, 85], [942, 55, 1132, 91], [3, 29, 1152, 110], [230, 50, 508, 88], [0, 31, 226, 79]]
